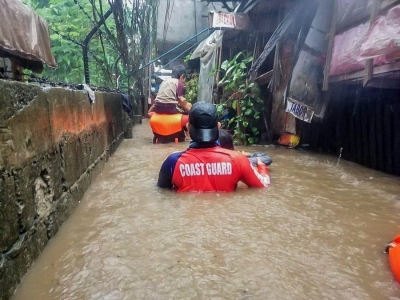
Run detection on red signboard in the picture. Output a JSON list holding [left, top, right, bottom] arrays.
[[212, 12, 236, 28]]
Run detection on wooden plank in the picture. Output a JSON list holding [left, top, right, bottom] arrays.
[[348, 94, 357, 162], [384, 101, 393, 174], [368, 94, 378, 170], [361, 93, 370, 168], [215, 47, 222, 84], [363, 0, 380, 86], [393, 101, 400, 175], [144, 62, 149, 117], [255, 70, 273, 85], [329, 61, 400, 83], [322, 0, 337, 91], [271, 41, 280, 91], [355, 97, 363, 164], [340, 97, 350, 160], [375, 92, 385, 171]]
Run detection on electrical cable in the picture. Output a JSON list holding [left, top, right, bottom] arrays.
[[121, 27, 212, 81]]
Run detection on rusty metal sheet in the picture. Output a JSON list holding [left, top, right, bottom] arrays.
[[0, 0, 57, 69]]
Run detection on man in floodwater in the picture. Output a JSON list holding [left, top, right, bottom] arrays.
[[157, 101, 270, 192]]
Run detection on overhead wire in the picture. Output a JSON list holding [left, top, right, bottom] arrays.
[[121, 27, 212, 81]]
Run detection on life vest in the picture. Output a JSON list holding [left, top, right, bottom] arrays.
[[149, 113, 185, 144]]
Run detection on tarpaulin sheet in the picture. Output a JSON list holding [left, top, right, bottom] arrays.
[[330, 3, 400, 76], [337, 0, 372, 29], [360, 4, 400, 59], [329, 22, 391, 76], [329, 22, 370, 76], [0, 0, 56, 68]]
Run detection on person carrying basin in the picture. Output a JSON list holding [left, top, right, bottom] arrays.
[[157, 101, 270, 192]]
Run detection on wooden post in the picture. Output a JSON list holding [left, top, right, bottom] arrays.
[[363, 0, 380, 86], [144, 63, 149, 117], [393, 102, 400, 176], [272, 41, 281, 92], [215, 46, 222, 87], [215, 46, 223, 104], [355, 103, 363, 165], [368, 94, 378, 170], [375, 89, 385, 171], [322, 0, 338, 91], [361, 94, 370, 168], [384, 101, 393, 174]]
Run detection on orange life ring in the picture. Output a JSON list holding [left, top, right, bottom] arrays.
[[388, 234, 400, 283]]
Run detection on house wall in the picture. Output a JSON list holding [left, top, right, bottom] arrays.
[[300, 86, 400, 176], [0, 80, 135, 299], [156, 0, 225, 65]]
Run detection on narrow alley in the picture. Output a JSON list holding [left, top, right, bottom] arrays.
[[11, 121, 400, 300]]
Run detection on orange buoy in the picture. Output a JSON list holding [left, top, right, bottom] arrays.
[[387, 234, 400, 283]]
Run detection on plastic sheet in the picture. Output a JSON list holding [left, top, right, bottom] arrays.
[[0, 0, 56, 69], [330, 3, 400, 76], [329, 22, 370, 76], [360, 4, 400, 60], [329, 22, 391, 76], [191, 30, 223, 103], [336, 0, 372, 30]]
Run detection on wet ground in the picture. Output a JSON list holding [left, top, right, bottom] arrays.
[[12, 121, 400, 299]]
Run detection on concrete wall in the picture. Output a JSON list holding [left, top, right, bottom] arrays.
[[156, 0, 225, 63], [0, 80, 135, 299]]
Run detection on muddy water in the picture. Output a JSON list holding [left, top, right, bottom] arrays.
[[12, 121, 400, 300]]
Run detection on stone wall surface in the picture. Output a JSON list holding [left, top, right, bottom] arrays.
[[0, 80, 136, 300]]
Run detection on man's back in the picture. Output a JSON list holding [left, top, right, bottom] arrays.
[[158, 146, 270, 192]]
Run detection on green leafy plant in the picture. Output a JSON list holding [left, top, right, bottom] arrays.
[[184, 53, 192, 63], [217, 52, 264, 145], [185, 73, 198, 103]]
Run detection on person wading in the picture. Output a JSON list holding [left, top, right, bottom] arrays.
[[157, 101, 270, 192]]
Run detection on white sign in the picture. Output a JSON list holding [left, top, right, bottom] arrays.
[[212, 13, 236, 29], [286, 98, 314, 123]]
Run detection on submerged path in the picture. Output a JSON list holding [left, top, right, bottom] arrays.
[[12, 121, 400, 299]]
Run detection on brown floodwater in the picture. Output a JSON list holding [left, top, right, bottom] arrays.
[[12, 120, 400, 300]]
